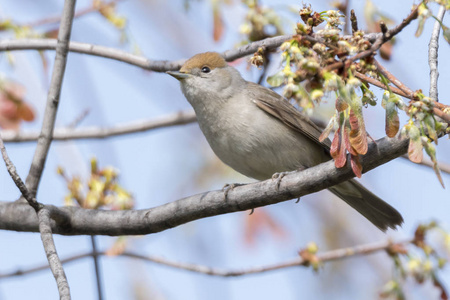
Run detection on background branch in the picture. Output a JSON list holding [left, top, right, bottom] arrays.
[[0, 110, 196, 142], [0, 33, 382, 72], [0, 238, 413, 278]]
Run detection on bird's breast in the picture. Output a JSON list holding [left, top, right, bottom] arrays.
[[193, 98, 324, 180]]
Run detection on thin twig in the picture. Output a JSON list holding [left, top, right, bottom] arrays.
[[323, 5, 420, 73], [0, 238, 413, 278], [90, 236, 103, 300], [354, 71, 408, 96], [24, 0, 76, 197], [1, 110, 197, 143], [374, 59, 414, 97], [0, 134, 70, 298], [401, 155, 450, 175], [428, 5, 446, 102], [0, 135, 41, 211], [354, 71, 450, 124], [386, 4, 420, 39]]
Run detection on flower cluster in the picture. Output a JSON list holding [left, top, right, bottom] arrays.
[[240, 0, 284, 42], [58, 157, 134, 210]]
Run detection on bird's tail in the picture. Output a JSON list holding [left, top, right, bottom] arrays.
[[328, 179, 403, 232]]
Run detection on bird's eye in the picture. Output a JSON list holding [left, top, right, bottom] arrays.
[[201, 66, 211, 73]]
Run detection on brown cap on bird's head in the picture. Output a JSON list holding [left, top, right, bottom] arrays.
[[179, 52, 227, 73]]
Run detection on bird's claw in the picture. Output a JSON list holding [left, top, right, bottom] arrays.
[[222, 183, 245, 200], [272, 172, 288, 190]]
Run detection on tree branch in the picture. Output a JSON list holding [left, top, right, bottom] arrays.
[[0, 135, 41, 210], [0, 136, 408, 236], [90, 236, 103, 300], [429, 5, 446, 102], [0, 135, 71, 299], [0, 33, 382, 72], [8, 0, 78, 298], [323, 5, 419, 73], [354, 70, 450, 124], [1, 110, 197, 143], [24, 1, 76, 197], [401, 155, 450, 175], [0, 238, 413, 278], [38, 208, 71, 299]]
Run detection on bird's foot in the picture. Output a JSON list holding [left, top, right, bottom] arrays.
[[272, 170, 297, 190], [222, 183, 245, 200], [272, 172, 287, 190]]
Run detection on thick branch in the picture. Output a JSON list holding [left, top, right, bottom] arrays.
[[0, 136, 408, 236], [1, 110, 197, 143]]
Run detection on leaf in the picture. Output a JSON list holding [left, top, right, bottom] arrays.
[[348, 108, 368, 155], [17, 103, 35, 121], [343, 125, 357, 156], [380, 42, 392, 60], [212, 3, 224, 41], [350, 154, 362, 178], [407, 124, 423, 163], [266, 71, 284, 87], [415, 16, 426, 37], [385, 100, 399, 137], [381, 91, 389, 109], [335, 97, 348, 112], [423, 114, 438, 143], [423, 142, 445, 188], [443, 25, 450, 45], [415, 3, 429, 37], [431, 272, 449, 300], [330, 127, 340, 158], [319, 115, 336, 142], [332, 127, 347, 168]]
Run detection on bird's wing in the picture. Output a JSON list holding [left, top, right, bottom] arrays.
[[248, 82, 332, 150]]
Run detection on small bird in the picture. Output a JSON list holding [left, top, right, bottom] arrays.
[[167, 52, 403, 231]]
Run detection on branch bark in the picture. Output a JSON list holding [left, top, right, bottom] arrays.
[[0, 136, 408, 236]]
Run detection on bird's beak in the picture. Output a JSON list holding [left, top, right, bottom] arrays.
[[166, 71, 190, 81]]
